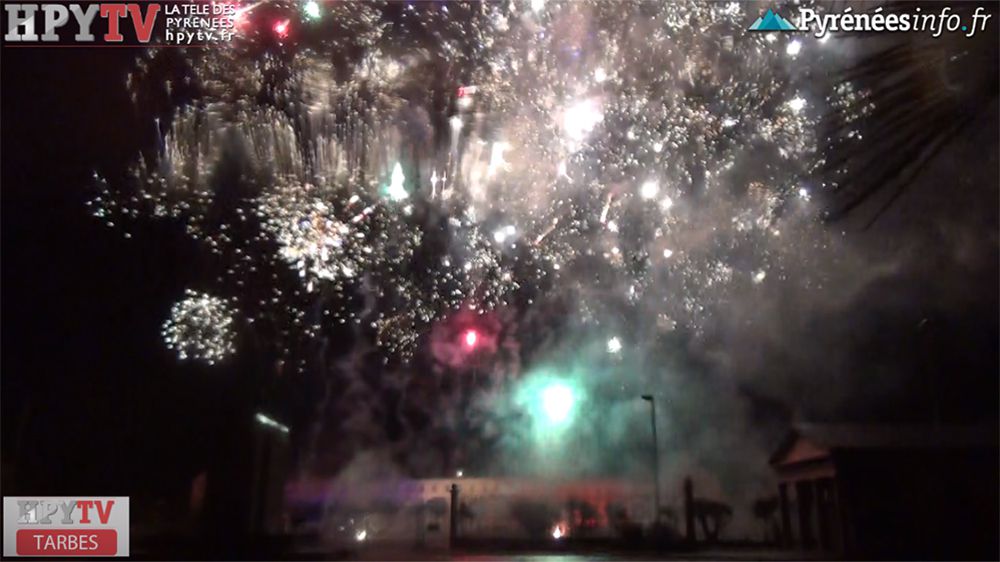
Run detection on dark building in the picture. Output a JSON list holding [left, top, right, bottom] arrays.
[[770, 424, 998, 560]]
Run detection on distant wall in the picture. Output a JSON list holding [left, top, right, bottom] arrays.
[[286, 476, 660, 545]]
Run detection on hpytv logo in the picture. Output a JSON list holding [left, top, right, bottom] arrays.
[[3, 497, 130, 557], [3, 4, 160, 43]]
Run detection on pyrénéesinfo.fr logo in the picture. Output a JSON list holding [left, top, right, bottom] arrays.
[[3, 497, 129, 557], [748, 9, 800, 32], [748, 5, 993, 38]]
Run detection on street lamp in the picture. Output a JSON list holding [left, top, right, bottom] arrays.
[[641, 395, 661, 525]]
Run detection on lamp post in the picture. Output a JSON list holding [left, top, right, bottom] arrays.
[[641, 395, 661, 525]]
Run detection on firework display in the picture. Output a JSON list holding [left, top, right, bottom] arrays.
[[91, 0, 859, 365], [162, 289, 239, 364], [5, 1, 997, 555]]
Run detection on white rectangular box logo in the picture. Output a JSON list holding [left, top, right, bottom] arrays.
[[3, 497, 129, 557]]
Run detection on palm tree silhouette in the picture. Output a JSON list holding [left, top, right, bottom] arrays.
[[821, 2, 998, 224]]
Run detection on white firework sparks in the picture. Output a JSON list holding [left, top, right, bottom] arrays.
[[94, 0, 858, 358], [162, 290, 238, 365], [257, 183, 373, 286]]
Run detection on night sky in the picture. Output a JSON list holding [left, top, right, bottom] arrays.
[[2, 48, 227, 501]]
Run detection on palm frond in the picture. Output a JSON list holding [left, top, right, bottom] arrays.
[[820, 2, 998, 224]]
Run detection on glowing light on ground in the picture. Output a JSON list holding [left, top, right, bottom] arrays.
[[552, 524, 566, 539]]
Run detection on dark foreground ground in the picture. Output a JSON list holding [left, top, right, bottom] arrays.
[[130, 535, 828, 561], [133, 547, 822, 562], [321, 540, 826, 561]]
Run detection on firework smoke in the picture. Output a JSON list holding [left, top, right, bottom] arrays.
[[91, 0, 909, 528]]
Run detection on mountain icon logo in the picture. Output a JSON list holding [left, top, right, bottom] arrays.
[[748, 9, 799, 32]]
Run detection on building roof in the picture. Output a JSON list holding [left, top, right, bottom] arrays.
[[770, 423, 998, 466]]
